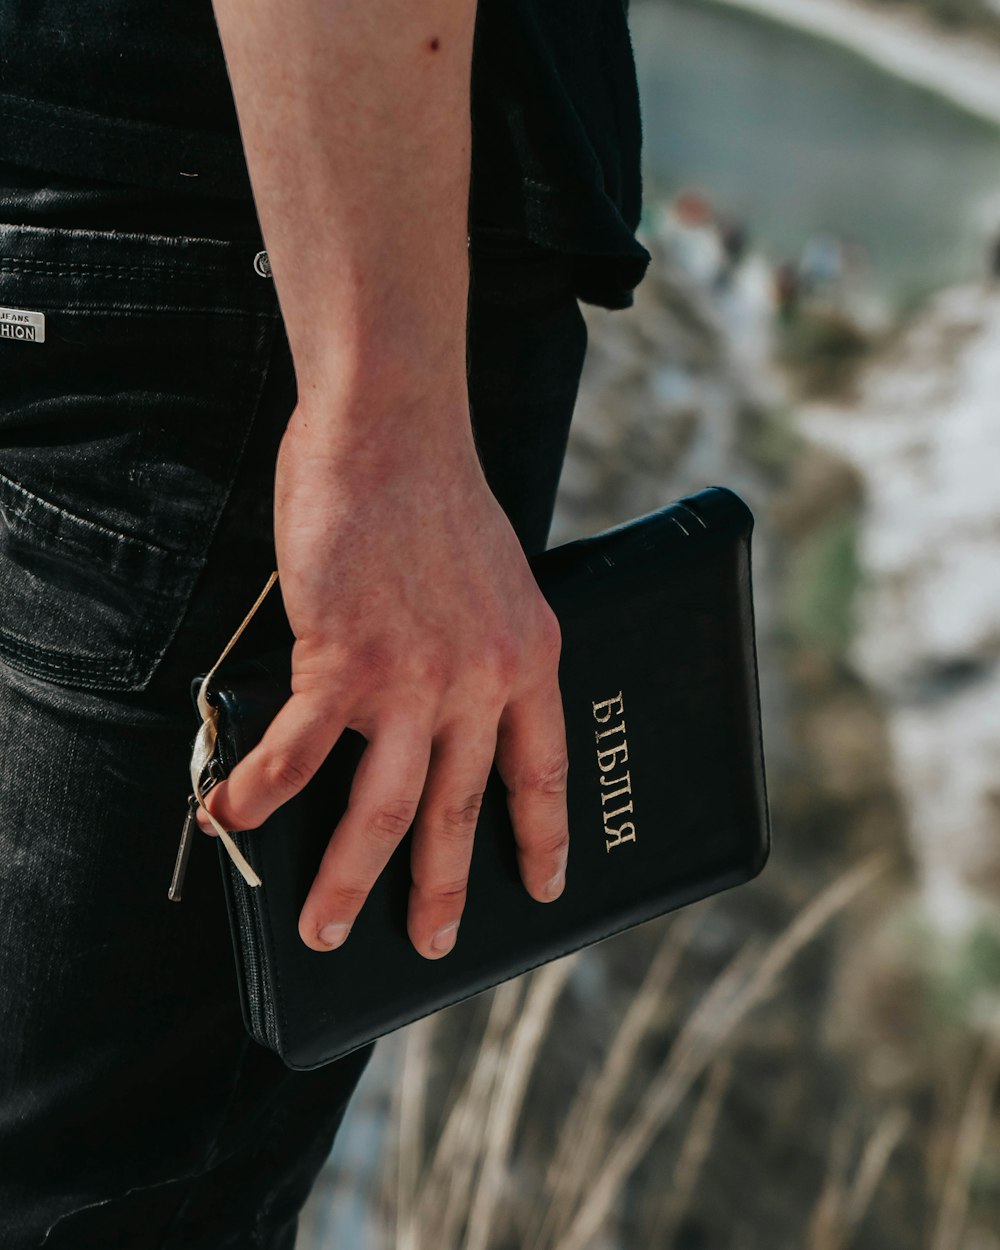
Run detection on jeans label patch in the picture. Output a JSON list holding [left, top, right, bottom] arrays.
[[0, 306, 45, 343]]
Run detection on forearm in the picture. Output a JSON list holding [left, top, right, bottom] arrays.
[[202, 0, 571, 960], [211, 0, 477, 440]]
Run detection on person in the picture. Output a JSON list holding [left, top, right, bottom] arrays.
[[0, 1, 650, 1244]]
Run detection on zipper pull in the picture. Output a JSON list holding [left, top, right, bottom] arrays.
[[204, 755, 225, 789], [168, 793, 199, 903]]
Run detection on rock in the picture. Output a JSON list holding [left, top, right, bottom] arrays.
[[800, 280, 1000, 933]]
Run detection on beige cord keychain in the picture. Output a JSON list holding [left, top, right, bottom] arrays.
[[168, 569, 280, 902]]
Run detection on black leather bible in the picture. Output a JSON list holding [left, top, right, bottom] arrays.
[[190, 485, 771, 1070]]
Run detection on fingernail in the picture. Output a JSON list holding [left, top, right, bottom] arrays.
[[544, 870, 565, 901], [431, 922, 458, 955], [318, 922, 351, 949]]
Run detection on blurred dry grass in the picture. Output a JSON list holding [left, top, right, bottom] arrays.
[[375, 853, 899, 1250]]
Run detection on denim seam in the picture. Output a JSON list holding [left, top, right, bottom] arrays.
[[0, 469, 197, 559], [44, 304, 275, 318], [24, 309, 276, 324], [0, 629, 157, 680], [0, 260, 255, 285]]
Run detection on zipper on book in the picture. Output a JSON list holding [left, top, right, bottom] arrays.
[[212, 738, 281, 1052], [227, 837, 279, 1050]]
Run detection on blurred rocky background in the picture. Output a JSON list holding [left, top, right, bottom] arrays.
[[298, 0, 1000, 1245]]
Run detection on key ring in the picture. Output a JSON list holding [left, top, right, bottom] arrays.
[[168, 570, 279, 900]]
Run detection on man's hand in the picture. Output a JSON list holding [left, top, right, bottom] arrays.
[[196, 394, 569, 959], [202, 0, 568, 957]]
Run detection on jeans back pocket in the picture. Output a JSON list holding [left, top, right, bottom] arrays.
[[0, 221, 279, 692]]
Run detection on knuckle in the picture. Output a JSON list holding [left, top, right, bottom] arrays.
[[415, 877, 468, 905], [437, 792, 485, 841], [535, 607, 563, 664], [262, 753, 313, 795], [519, 752, 569, 797], [533, 828, 570, 862], [368, 798, 419, 844], [324, 879, 369, 912], [412, 647, 451, 691]]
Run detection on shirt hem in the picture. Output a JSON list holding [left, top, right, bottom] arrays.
[[0, 93, 254, 202]]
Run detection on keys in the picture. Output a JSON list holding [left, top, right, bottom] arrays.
[[167, 760, 224, 903], [168, 793, 199, 903]]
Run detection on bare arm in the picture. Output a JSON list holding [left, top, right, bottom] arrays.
[[200, 0, 570, 959], [209, 0, 473, 418]]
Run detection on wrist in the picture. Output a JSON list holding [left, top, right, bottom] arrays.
[[279, 239, 470, 410], [282, 383, 482, 485]]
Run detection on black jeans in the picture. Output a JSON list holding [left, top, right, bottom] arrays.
[[0, 162, 587, 1248]]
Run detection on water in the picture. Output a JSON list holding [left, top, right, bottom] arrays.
[[631, 0, 1000, 309]]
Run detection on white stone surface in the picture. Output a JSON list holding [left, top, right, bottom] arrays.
[[802, 281, 1000, 935]]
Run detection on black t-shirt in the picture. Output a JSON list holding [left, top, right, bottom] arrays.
[[0, 0, 650, 309]]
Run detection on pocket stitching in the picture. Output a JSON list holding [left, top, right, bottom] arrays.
[[0, 308, 278, 692], [0, 473, 187, 683], [0, 468, 193, 561]]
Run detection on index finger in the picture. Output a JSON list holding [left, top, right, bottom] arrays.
[[195, 687, 348, 835]]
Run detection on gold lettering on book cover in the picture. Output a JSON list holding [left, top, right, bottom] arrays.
[[592, 692, 636, 851]]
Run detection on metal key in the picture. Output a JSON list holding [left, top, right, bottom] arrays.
[[167, 760, 224, 903], [168, 794, 199, 903]]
